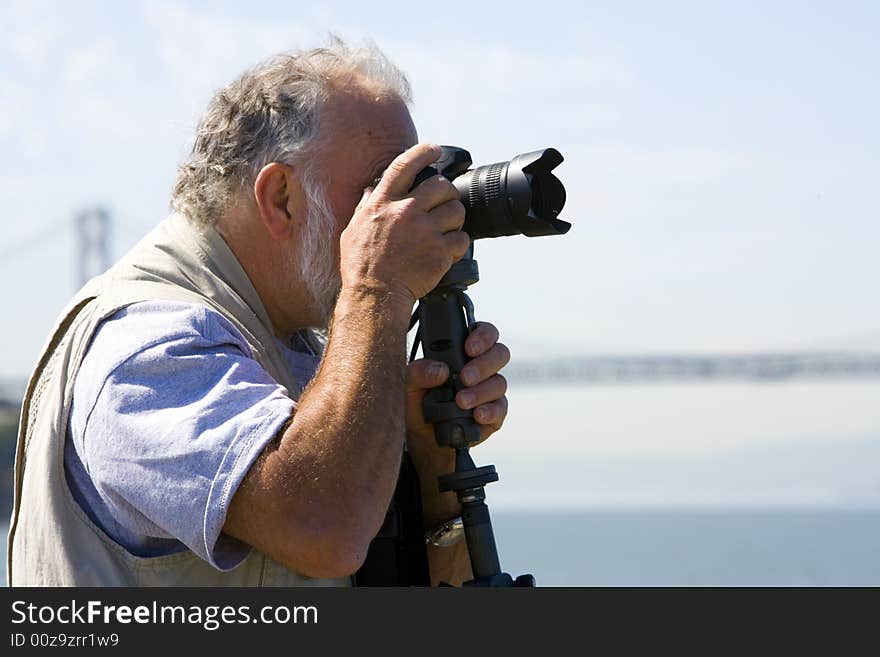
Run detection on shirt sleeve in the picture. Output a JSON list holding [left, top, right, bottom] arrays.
[[73, 303, 297, 570]]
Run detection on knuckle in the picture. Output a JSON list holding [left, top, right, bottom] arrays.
[[473, 322, 497, 344], [430, 175, 451, 192], [478, 405, 495, 423], [496, 342, 511, 364], [397, 197, 420, 216], [464, 361, 483, 382], [443, 233, 462, 255], [413, 175, 434, 194], [355, 195, 383, 218], [389, 157, 410, 175], [362, 205, 383, 225], [438, 203, 460, 226], [451, 200, 466, 222]]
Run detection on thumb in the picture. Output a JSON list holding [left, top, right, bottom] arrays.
[[407, 359, 449, 393]]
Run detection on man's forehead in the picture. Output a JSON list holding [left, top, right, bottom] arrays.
[[320, 91, 416, 178], [323, 87, 415, 144]]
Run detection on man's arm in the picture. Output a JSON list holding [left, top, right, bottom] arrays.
[[224, 144, 471, 578], [225, 287, 410, 577]]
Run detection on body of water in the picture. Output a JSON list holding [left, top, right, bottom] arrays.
[[491, 509, 880, 586], [4, 509, 880, 586]]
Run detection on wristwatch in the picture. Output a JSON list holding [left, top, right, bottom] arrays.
[[425, 516, 465, 547]]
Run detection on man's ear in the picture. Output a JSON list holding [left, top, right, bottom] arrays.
[[253, 162, 305, 241]]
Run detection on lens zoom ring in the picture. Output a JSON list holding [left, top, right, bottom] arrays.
[[467, 170, 482, 208], [484, 163, 504, 205], [468, 162, 505, 208]]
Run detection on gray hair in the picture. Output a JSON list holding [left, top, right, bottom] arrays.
[[171, 37, 412, 224]]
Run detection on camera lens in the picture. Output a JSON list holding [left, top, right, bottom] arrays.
[[452, 148, 569, 240]]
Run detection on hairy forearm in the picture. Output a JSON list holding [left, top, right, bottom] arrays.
[[269, 286, 411, 560]]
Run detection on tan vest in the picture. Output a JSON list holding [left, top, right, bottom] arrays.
[[7, 213, 352, 587]]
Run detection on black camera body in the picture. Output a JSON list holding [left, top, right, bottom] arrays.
[[413, 146, 570, 240]]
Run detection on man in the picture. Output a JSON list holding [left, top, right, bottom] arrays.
[[7, 40, 511, 586]]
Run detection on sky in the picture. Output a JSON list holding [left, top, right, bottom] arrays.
[[1, 0, 878, 506]]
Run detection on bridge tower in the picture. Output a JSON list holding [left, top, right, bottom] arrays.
[[75, 206, 111, 289]]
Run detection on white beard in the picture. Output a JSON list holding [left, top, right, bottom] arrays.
[[298, 183, 342, 329]]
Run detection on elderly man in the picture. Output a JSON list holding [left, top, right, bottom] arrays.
[[7, 40, 511, 586]]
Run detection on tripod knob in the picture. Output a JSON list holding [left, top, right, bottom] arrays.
[[438, 465, 499, 493]]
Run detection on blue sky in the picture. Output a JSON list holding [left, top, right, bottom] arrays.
[[2, 1, 878, 505]]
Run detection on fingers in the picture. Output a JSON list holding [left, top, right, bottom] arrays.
[[456, 373, 507, 411], [408, 331, 510, 445], [406, 358, 449, 393], [459, 342, 510, 387], [375, 143, 442, 198], [442, 229, 471, 262], [427, 197, 466, 233], [410, 174, 461, 212], [473, 396, 508, 428], [475, 396, 509, 444], [465, 322, 500, 358]]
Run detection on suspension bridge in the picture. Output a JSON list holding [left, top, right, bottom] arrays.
[[503, 350, 880, 385]]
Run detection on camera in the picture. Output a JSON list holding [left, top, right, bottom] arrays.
[[413, 145, 570, 240]]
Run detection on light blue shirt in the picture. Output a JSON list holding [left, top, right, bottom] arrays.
[[65, 301, 321, 570]]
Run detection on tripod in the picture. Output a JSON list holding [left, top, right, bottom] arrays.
[[412, 243, 535, 587]]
